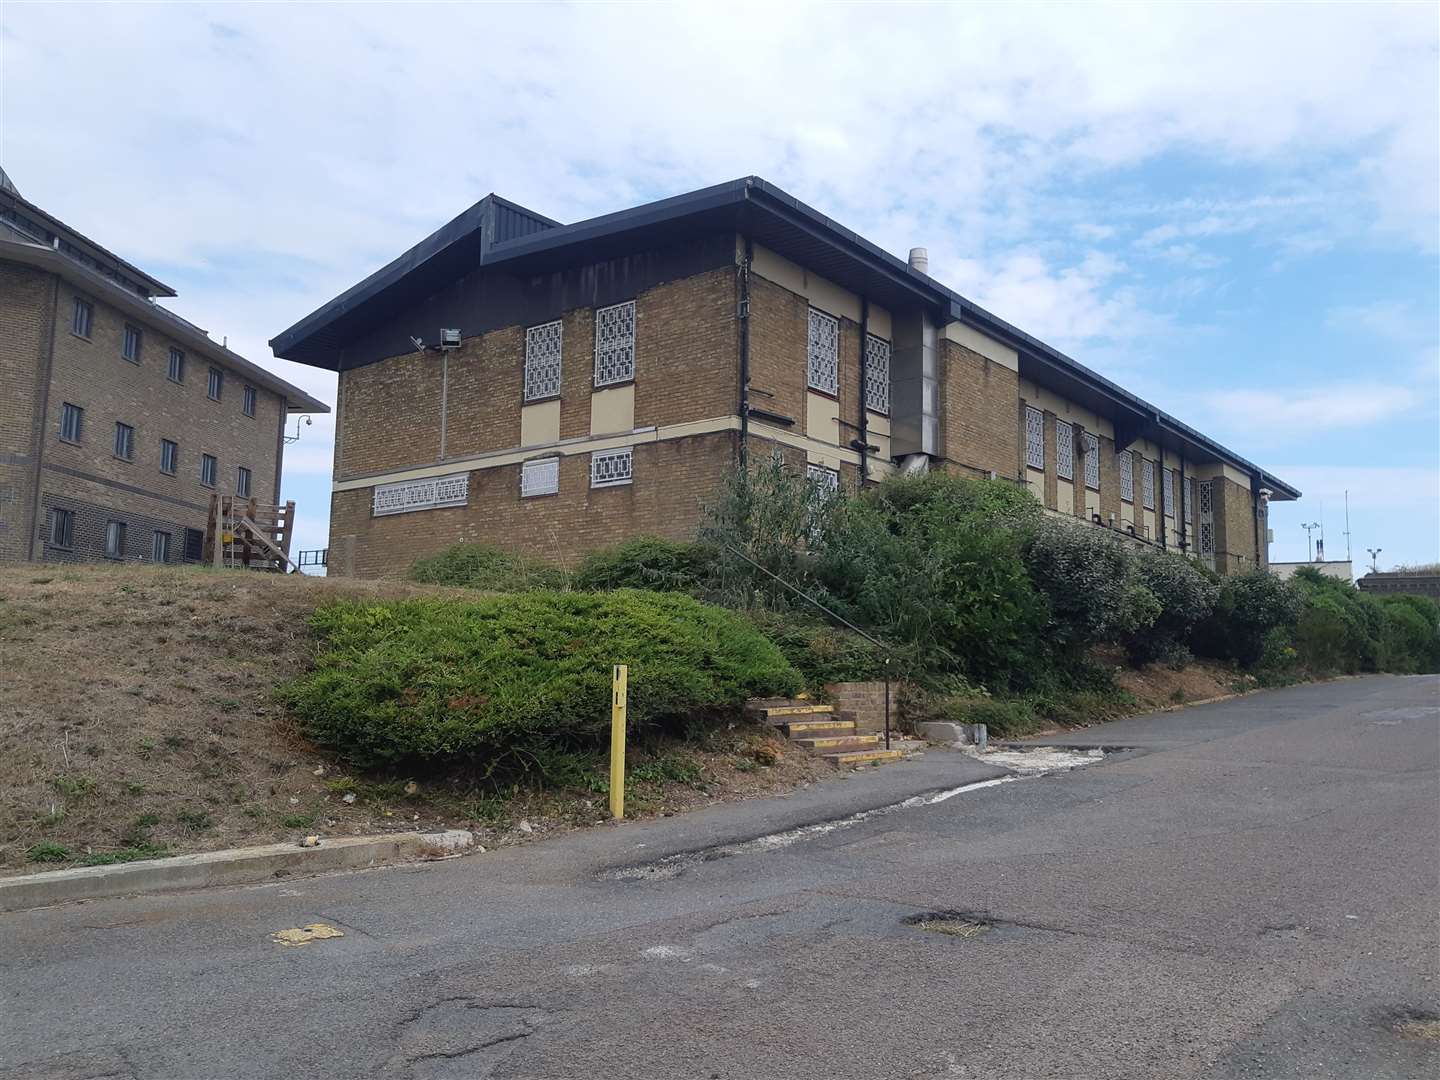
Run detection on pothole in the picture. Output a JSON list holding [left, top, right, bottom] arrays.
[[903, 910, 993, 938], [976, 746, 1107, 775], [1387, 1007, 1440, 1041]]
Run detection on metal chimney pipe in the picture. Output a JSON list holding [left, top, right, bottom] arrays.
[[908, 247, 928, 274]]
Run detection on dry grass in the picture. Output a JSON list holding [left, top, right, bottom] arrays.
[[0, 563, 830, 874]]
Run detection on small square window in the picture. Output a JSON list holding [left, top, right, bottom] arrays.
[[48, 507, 74, 549], [168, 348, 185, 383], [160, 439, 178, 475], [152, 530, 171, 563], [236, 466, 252, 498], [521, 457, 560, 497], [104, 520, 127, 560], [242, 385, 257, 418], [201, 453, 217, 488], [590, 447, 633, 488], [71, 297, 93, 338], [60, 402, 84, 443], [207, 367, 224, 402], [113, 421, 135, 461], [122, 324, 143, 363]]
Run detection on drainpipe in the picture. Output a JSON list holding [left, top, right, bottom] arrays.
[[857, 297, 869, 483], [272, 398, 287, 508], [738, 235, 752, 469], [1158, 452, 1168, 551], [438, 352, 449, 461], [27, 273, 61, 560], [1178, 459, 1187, 554]]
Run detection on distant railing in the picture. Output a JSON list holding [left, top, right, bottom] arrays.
[[296, 549, 328, 568]]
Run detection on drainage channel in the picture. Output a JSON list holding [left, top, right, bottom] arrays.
[[601, 745, 1109, 882]]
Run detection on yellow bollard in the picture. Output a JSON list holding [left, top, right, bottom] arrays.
[[610, 664, 628, 820]]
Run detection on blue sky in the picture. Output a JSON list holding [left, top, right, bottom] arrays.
[[3, 2, 1436, 571]]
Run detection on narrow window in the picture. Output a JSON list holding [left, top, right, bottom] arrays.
[[104, 520, 127, 560], [1119, 450, 1134, 503], [160, 439, 178, 475], [1141, 458, 1156, 511], [590, 447, 633, 488], [524, 320, 563, 402], [1024, 406, 1045, 470], [207, 367, 223, 402], [71, 297, 93, 338], [183, 527, 205, 561], [1163, 468, 1176, 517], [1055, 420, 1074, 480], [1082, 432, 1100, 491], [864, 334, 891, 414], [806, 308, 839, 394], [168, 348, 185, 383], [48, 508, 74, 549], [242, 385, 257, 418], [1184, 477, 1193, 524], [113, 422, 134, 461], [520, 457, 560, 498], [594, 301, 636, 387], [152, 530, 171, 563], [236, 466, 252, 498], [122, 324, 143, 363], [201, 453, 217, 488], [60, 402, 84, 443]]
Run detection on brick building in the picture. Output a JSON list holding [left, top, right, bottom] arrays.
[[271, 177, 1298, 578], [0, 172, 327, 566]]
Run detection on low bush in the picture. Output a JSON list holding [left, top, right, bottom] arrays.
[[1192, 569, 1303, 666], [1125, 550, 1219, 665], [1378, 594, 1440, 673], [940, 694, 1041, 739], [743, 610, 888, 688], [1024, 520, 1160, 648], [408, 544, 569, 592], [572, 537, 714, 595], [282, 590, 802, 771]]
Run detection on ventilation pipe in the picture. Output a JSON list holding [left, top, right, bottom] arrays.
[[908, 247, 929, 274]]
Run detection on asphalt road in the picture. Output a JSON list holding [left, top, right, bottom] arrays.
[[3, 675, 1437, 1080]]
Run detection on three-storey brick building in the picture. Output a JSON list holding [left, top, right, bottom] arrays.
[[0, 174, 328, 565], [271, 178, 1297, 578]]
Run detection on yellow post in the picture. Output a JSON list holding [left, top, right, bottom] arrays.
[[609, 664, 628, 820]]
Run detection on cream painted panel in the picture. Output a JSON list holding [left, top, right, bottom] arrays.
[[870, 430, 892, 462], [944, 322, 1019, 373], [1026, 467, 1044, 502], [590, 384, 635, 436], [1056, 478, 1074, 516], [867, 304, 892, 341], [867, 413, 891, 435], [752, 243, 862, 322], [806, 391, 841, 447], [806, 447, 845, 471], [1084, 488, 1100, 519], [1016, 379, 1115, 441], [1191, 462, 1252, 487], [519, 399, 560, 447], [1142, 509, 1156, 541]]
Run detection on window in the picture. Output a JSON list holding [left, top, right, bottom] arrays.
[[48, 508, 74, 549], [1184, 477, 1193, 524], [594, 301, 636, 387], [242, 385, 257, 418], [236, 466, 252, 498], [168, 348, 185, 383], [160, 439, 178, 475], [864, 334, 891, 414], [524, 320, 563, 402], [1163, 468, 1176, 517], [113, 422, 134, 461], [104, 521, 127, 560], [1024, 406, 1044, 470], [1119, 450, 1134, 502], [122, 324, 143, 363], [207, 367, 223, 401], [183, 527, 206, 562], [807, 463, 840, 496], [372, 473, 470, 516], [152, 530, 171, 563], [806, 308, 839, 394], [1055, 420, 1074, 480], [520, 457, 560, 498], [60, 402, 84, 443], [71, 297, 93, 338], [200, 453, 217, 488], [590, 447, 633, 488], [1082, 432, 1100, 490], [1141, 458, 1156, 510]]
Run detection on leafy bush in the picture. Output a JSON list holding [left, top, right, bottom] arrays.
[[1125, 551, 1219, 665], [744, 610, 888, 688], [1024, 519, 1160, 648], [282, 590, 801, 770], [408, 544, 569, 592], [1378, 594, 1440, 673], [572, 537, 714, 594], [941, 695, 1040, 738], [1192, 569, 1303, 666]]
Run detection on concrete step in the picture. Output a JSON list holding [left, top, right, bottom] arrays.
[[823, 748, 906, 768], [780, 719, 857, 737], [748, 703, 836, 724], [790, 735, 882, 752]]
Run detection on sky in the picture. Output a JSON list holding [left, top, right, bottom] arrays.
[[2, 2, 1436, 572]]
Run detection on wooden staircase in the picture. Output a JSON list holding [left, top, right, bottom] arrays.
[[205, 495, 300, 573], [747, 698, 904, 768]]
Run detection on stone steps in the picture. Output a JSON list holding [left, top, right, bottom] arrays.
[[748, 698, 906, 769]]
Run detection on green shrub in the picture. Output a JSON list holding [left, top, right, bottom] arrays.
[[1125, 551, 1219, 665], [1024, 520, 1160, 648], [1378, 594, 1440, 673], [282, 590, 802, 770], [744, 610, 888, 687], [1290, 569, 1384, 674], [941, 695, 1041, 738], [1193, 569, 1303, 666], [573, 537, 714, 594], [27, 840, 71, 863], [408, 543, 569, 592]]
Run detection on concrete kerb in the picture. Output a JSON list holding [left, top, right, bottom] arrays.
[[0, 830, 475, 913]]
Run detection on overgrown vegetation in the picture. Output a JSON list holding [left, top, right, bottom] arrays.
[[408, 543, 569, 592]]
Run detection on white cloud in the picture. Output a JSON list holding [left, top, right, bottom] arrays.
[[1325, 300, 1433, 344], [1204, 383, 1424, 435]]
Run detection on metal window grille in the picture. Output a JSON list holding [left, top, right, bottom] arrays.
[[594, 301, 636, 387], [243, 386, 257, 418], [236, 466, 252, 498], [183, 528, 205, 561], [372, 472, 470, 516], [807, 463, 840, 495], [122, 325, 143, 363], [105, 521, 126, 559], [1055, 420, 1074, 480], [807, 309, 839, 394], [168, 348, 185, 382], [864, 334, 891, 413], [1184, 477, 1193, 523], [72, 298, 92, 338], [1141, 459, 1156, 510], [1119, 450, 1134, 502], [49, 508, 74, 548], [1163, 468, 1175, 517], [1024, 406, 1045, 470], [524, 320, 563, 401], [113, 422, 134, 460], [60, 403, 83, 442], [1198, 481, 1215, 567], [201, 454, 217, 487], [207, 367, 223, 401], [1083, 432, 1100, 490], [590, 447, 633, 488], [521, 457, 559, 497], [160, 439, 177, 475], [152, 531, 171, 563]]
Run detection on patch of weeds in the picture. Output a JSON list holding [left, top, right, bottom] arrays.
[[280, 813, 315, 829], [51, 774, 97, 798], [36, 809, 66, 828], [76, 844, 168, 867], [84, 742, 104, 757], [324, 776, 358, 795], [124, 813, 162, 847], [27, 840, 71, 863], [1169, 688, 1187, 704], [242, 805, 266, 819], [212, 697, 242, 712], [123, 685, 145, 696], [124, 781, 146, 795], [28, 576, 53, 585], [135, 739, 157, 759], [175, 808, 214, 832], [628, 754, 705, 788], [117, 583, 136, 594], [732, 756, 759, 773], [162, 734, 190, 751], [457, 795, 510, 826]]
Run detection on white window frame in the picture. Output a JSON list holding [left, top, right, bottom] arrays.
[[590, 447, 633, 488], [864, 334, 890, 414], [236, 466, 252, 498], [71, 297, 93, 338], [1055, 420, 1074, 481], [1162, 468, 1176, 518], [207, 367, 224, 402], [524, 320, 563, 402], [160, 438, 178, 475], [520, 457, 560, 498], [593, 301, 636, 388], [372, 472, 470, 516], [1024, 406, 1045, 470], [807, 463, 840, 495], [113, 421, 134, 461], [1082, 432, 1100, 491], [242, 385, 257, 418], [122, 324, 143, 364], [152, 530, 171, 563], [1119, 450, 1134, 503], [1141, 458, 1156, 511], [60, 402, 83, 443], [104, 520, 126, 560], [167, 348, 185, 383], [807, 308, 839, 395], [48, 507, 74, 549], [200, 453, 217, 488]]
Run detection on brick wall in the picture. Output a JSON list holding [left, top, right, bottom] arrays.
[[38, 480, 204, 565], [938, 339, 1020, 479], [1214, 476, 1258, 572], [824, 680, 897, 736], [0, 263, 54, 561]]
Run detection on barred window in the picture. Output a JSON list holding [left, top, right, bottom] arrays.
[[1163, 468, 1175, 517], [122, 324, 143, 363], [168, 348, 185, 383], [807, 308, 839, 394], [105, 521, 127, 560], [864, 334, 890, 414], [152, 530, 171, 563], [200, 453, 217, 488], [1082, 432, 1100, 490], [590, 447, 633, 488], [160, 439, 178, 475], [1184, 477, 1193, 523], [1055, 420, 1074, 480], [372, 472, 470, 516], [807, 463, 840, 494], [48, 508, 74, 549], [521, 457, 559, 498], [1119, 450, 1134, 502], [594, 301, 636, 387], [60, 402, 84, 443], [113, 422, 134, 460], [236, 466, 252, 498], [1142, 458, 1156, 510], [1024, 406, 1044, 470], [524, 320, 562, 401], [72, 297, 93, 338]]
